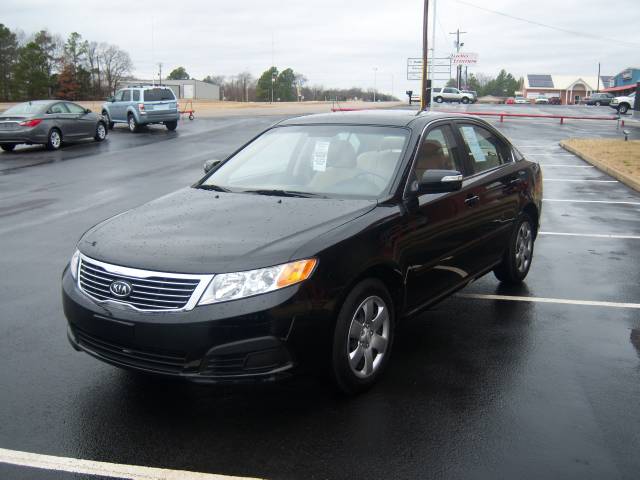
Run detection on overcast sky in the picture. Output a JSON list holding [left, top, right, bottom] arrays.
[[2, 0, 639, 97]]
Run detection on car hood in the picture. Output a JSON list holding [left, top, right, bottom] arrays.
[[78, 187, 377, 274]]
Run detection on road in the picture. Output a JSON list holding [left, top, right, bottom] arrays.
[[1, 110, 639, 480]]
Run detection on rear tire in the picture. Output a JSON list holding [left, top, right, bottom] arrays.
[[1, 144, 16, 152], [331, 279, 395, 395], [165, 120, 178, 131], [46, 128, 62, 150], [435, 96, 444, 103], [595, 101, 601, 106], [94, 122, 107, 142], [461, 97, 469, 104], [494, 213, 535, 284], [127, 114, 139, 133]]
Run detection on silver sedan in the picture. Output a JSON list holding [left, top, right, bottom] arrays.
[[0, 100, 107, 152]]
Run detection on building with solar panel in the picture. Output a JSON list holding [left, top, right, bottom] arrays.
[[522, 74, 613, 105]]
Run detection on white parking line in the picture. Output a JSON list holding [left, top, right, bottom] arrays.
[[525, 153, 575, 156], [543, 199, 640, 206], [457, 293, 640, 309], [541, 165, 594, 168], [539, 231, 640, 240], [0, 447, 259, 480], [544, 178, 618, 183]]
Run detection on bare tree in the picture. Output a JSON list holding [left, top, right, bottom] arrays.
[[101, 45, 133, 95]]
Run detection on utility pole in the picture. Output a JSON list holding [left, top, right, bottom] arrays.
[[449, 29, 467, 89], [373, 67, 378, 102], [597, 62, 601, 93], [158, 62, 163, 86], [420, 0, 430, 110]]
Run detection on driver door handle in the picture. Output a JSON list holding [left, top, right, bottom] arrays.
[[465, 194, 480, 207]]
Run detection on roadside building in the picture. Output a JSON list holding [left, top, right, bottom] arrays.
[[522, 74, 613, 104], [603, 67, 640, 97], [123, 79, 220, 100]]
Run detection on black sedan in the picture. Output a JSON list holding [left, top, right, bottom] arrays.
[[584, 92, 614, 106], [62, 110, 542, 394], [0, 100, 107, 151]]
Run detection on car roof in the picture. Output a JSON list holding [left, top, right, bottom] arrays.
[[278, 109, 465, 128]]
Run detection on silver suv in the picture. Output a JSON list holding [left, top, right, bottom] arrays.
[[102, 85, 179, 133], [432, 87, 475, 104]]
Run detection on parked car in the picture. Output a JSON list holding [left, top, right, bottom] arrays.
[[102, 85, 179, 132], [0, 100, 107, 152], [610, 92, 636, 114], [585, 92, 614, 106], [514, 96, 528, 104], [62, 110, 542, 394], [534, 96, 549, 104], [431, 87, 476, 104], [505, 97, 515, 105], [548, 97, 561, 105]]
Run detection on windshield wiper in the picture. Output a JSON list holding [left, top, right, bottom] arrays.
[[196, 184, 231, 192], [242, 189, 326, 198]]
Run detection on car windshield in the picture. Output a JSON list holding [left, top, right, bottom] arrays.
[[3, 102, 42, 115], [200, 125, 410, 199], [143, 88, 175, 101]]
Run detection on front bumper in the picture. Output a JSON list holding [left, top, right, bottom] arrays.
[[62, 266, 330, 383]]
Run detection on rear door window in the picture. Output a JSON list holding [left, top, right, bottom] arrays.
[[121, 90, 132, 102], [48, 103, 69, 114], [457, 123, 510, 174], [143, 88, 175, 102], [132, 90, 140, 101]]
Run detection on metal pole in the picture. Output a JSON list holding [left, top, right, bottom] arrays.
[[373, 67, 377, 102], [431, 0, 437, 61], [597, 62, 601, 93], [420, 0, 430, 110]]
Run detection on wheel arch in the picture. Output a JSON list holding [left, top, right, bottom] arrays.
[[523, 202, 539, 238]]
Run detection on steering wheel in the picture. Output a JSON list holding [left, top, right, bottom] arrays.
[[349, 170, 388, 183]]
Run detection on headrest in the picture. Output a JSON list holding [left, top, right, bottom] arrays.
[[422, 140, 443, 155], [327, 139, 357, 168], [380, 136, 405, 151]]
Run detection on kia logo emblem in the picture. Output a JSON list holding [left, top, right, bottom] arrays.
[[109, 279, 132, 298]]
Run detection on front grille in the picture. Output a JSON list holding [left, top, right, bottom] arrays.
[[75, 328, 186, 374], [78, 256, 207, 312]]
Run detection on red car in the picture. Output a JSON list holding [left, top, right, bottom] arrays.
[[548, 97, 561, 105], [505, 97, 515, 105]]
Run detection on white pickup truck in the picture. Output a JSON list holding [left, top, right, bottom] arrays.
[[610, 92, 635, 114], [431, 87, 476, 104]]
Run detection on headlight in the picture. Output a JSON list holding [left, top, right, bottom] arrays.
[[70, 249, 80, 280], [198, 258, 317, 305]]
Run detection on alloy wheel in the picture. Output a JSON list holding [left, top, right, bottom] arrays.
[[347, 295, 390, 379], [515, 222, 533, 273], [97, 124, 106, 140], [50, 131, 61, 149]]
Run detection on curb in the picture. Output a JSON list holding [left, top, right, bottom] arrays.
[[559, 141, 640, 193]]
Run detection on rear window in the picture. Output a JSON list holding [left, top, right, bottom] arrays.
[[3, 102, 43, 115], [143, 88, 175, 102]]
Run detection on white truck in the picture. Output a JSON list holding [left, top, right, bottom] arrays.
[[610, 92, 635, 114]]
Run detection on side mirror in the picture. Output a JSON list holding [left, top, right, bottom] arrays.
[[204, 159, 222, 173], [419, 170, 463, 194], [84, 108, 91, 114], [107, 96, 115, 102]]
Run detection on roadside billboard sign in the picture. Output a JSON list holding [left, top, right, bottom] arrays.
[[407, 57, 452, 81], [451, 52, 478, 66]]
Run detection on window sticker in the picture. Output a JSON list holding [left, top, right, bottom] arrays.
[[312, 140, 331, 172], [461, 126, 486, 163]]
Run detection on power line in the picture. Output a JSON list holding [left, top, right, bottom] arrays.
[[454, 0, 640, 48]]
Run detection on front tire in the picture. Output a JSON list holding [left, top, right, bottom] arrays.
[[461, 97, 469, 104], [618, 104, 629, 114], [46, 128, 62, 150], [1, 144, 16, 152], [435, 96, 444, 103], [595, 101, 601, 106], [331, 279, 395, 395], [94, 122, 107, 142], [102, 111, 114, 129], [127, 114, 139, 133], [494, 213, 535, 284], [165, 120, 178, 131]]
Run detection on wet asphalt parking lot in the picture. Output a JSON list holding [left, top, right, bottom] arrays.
[[1, 106, 639, 480]]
